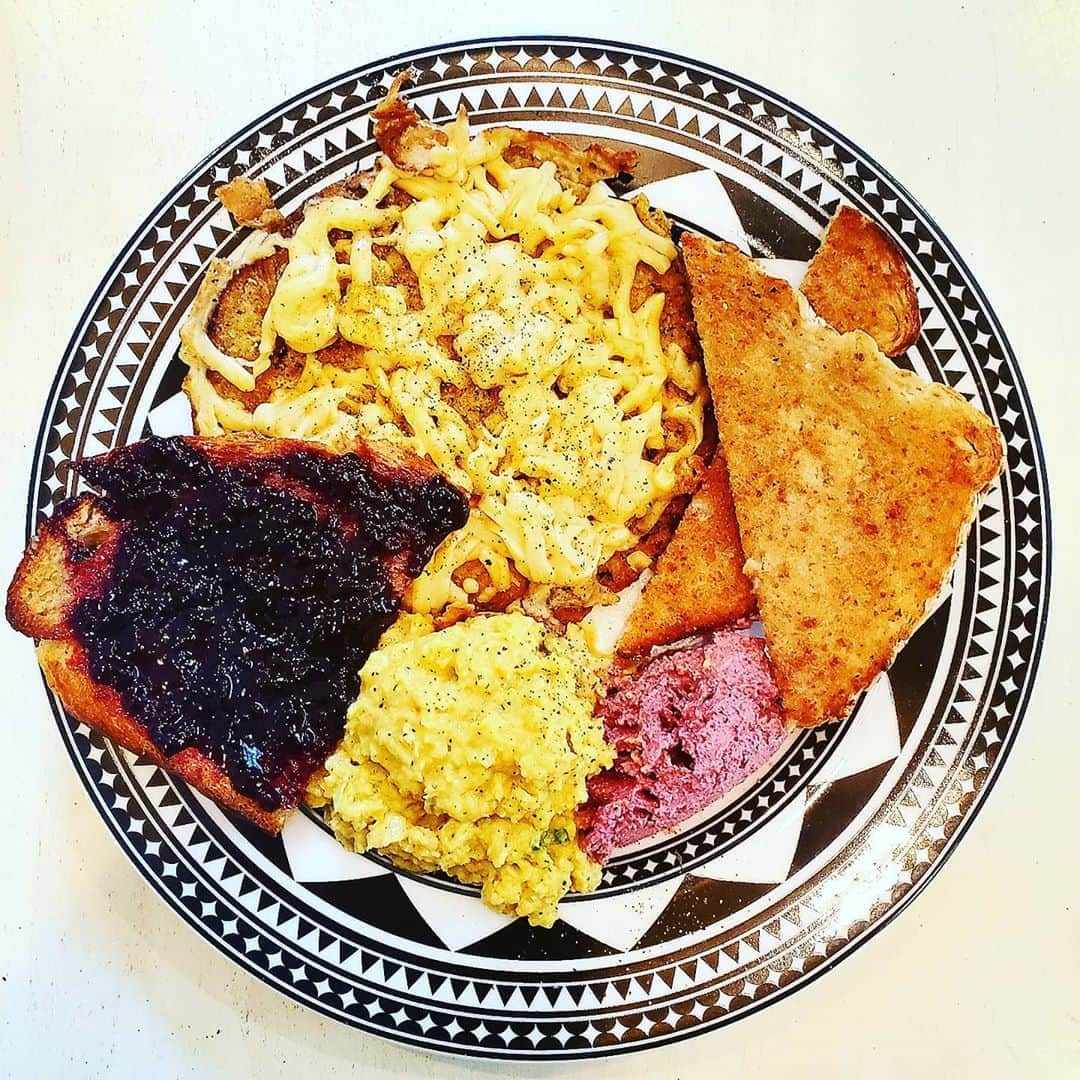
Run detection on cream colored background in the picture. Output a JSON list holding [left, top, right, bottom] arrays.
[[2, 1, 1077, 1076]]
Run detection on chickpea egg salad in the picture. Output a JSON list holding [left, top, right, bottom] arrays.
[[181, 98, 707, 618], [307, 612, 612, 927]]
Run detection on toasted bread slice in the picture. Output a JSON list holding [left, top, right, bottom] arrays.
[[7, 489, 290, 832], [39, 638, 291, 832], [618, 208, 924, 656], [617, 454, 753, 655], [8, 434, 468, 830], [801, 206, 921, 356], [374, 71, 637, 197], [681, 235, 1003, 727]]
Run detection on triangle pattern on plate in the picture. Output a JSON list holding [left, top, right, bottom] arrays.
[[147, 390, 195, 438], [813, 676, 901, 786], [695, 790, 808, 885], [636, 876, 779, 953], [396, 877, 516, 952], [632, 170, 750, 252], [280, 811, 393, 884], [556, 876, 684, 952], [461, 914, 619, 961], [789, 759, 897, 876]]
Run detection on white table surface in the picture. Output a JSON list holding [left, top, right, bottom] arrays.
[[3, 1, 1077, 1076]]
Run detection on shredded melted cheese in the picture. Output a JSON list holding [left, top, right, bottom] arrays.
[[181, 114, 706, 613]]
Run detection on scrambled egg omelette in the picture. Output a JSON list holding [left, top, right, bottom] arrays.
[[180, 85, 708, 923], [182, 100, 706, 616], [307, 613, 612, 926]]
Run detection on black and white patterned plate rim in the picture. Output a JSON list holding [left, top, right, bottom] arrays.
[[24, 37, 1050, 1059]]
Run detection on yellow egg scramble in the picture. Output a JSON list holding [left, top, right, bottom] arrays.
[[181, 109, 706, 615], [306, 612, 613, 927]]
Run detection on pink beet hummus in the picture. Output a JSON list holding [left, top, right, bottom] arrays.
[[578, 632, 786, 862]]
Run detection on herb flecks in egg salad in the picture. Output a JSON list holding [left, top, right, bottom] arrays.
[[181, 103, 707, 618], [306, 612, 613, 927]]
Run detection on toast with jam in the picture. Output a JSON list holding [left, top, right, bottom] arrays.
[[7, 434, 468, 831]]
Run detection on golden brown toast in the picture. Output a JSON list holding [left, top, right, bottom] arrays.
[[801, 206, 921, 356], [40, 637, 291, 832], [373, 71, 637, 196], [618, 207, 925, 657], [681, 235, 1003, 727], [7, 433, 468, 830], [617, 454, 753, 655]]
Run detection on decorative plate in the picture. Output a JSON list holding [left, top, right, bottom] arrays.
[[27, 37, 1050, 1059]]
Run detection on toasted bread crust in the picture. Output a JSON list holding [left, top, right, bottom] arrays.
[[801, 206, 921, 356], [629, 246, 702, 370], [208, 87, 641, 377], [372, 72, 637, 195], [193, 430, 442, 488], [6, 496, 120, 640], [12, 488, 285, 833], [617, 455, 753, 656], [215, 177, 285, 231], [497, 128, 637, 201], [36, 639, 286, 832], [205, 250, 288, 364], [199, 117, 639, 423], [9, 433, 456, 831], [681, 234, 1003, 727], [198, 92, 699, 614]]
